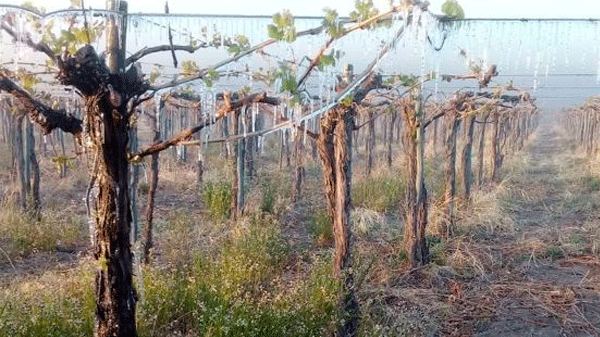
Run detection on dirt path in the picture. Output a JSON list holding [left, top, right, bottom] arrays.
[[472, 119, 600, 336]]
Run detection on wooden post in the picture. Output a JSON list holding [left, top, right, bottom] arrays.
[[129, 123, 140, 242], [461, 115, 475, 200], [13, 114, 26, 209], [442, 113, 460, 235], [387, 109, 396, 167], [142, 98, 162, 265], [237, 109, 246, 216], [490, 112, 502, 183], [366, 108, 374, 176], [476, 114, 488, 187], [25, 119, 40, 216], [293, 121, 305, 204]]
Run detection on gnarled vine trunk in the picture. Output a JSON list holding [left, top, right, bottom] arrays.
[[318, 106, 359, 337], [87, 94, 137, 337], [402, 99, 429, 267]]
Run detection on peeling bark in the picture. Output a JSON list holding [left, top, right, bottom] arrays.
[[333, 108, 359, 337]]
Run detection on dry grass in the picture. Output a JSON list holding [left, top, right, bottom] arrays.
[[4, 119, 600, 336]]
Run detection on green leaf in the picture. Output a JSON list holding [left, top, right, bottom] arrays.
[[350, 0, 379, 25], [340, 94, 354, 108], [290, 94, 302, 107], [441, 0, 465, 19], [383, 74, 418, 87], [73, 28, 89, 43], [204, 68, 220, 88], [180, 60, 199, 77], [317, 51, 336, 71], [226, 34, 250, 56], [322, 8, 346, 38], [20, 1, 45, 14], [267, 24, 282, 40], [268, 10, 297, 42], [275, 66, 298, 94]]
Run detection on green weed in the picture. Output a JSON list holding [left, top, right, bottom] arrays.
[[203, 181, 232, 220], [0, 200, 83, 258], [259, 180, 277, 214], [352, 174, 405, 213], [307, 209, 333, 246], [0, 264, 95, 337]]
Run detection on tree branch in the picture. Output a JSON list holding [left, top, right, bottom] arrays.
[[216, 92, 280, 119], [132, 91, 281, 159], [261, 106, 319, 140], [130, 120, 213, 161], [296, 37, 334, 88], [125, 45, 197, 67], [423, 108, 446, 128], [297, 5, 404, 89], [0, 76, 83, 136], [150, 25, 325, 92], [0, 21, 57, 64]]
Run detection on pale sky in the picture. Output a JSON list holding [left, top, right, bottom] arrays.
[[2, 0, 600, 19]]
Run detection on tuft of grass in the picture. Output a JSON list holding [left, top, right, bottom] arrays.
[[161, 209, 198, 264], [215, 216, 291, 299], [351, 207, 385, 238], [544, 245, 565, 260], [428, 235, 448, 266], [0, 200, 83, 259], [444, 237, 488, 279], [203, 181, 232, 221], [352, 171, 405, 213], [138, 216, 339, 336], [307, 209, 333, 247], [244, 169, 294, 216], [0, 263, 95, 337], [259, 179, 277, 214], [2, 216, 340, 337], [580, 175, 600, 192]]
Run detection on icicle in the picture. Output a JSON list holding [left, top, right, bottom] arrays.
[[242, 108, 247, 138], [303, 118, 307, 146], [252, 102, 257, 133], [257, 135, 263, 155], [154, 95, 161, 132]]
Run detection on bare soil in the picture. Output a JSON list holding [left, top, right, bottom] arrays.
[[456, 121, 600, 336]]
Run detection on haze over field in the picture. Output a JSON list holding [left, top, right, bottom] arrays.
[[2, 0, 600, 18]]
